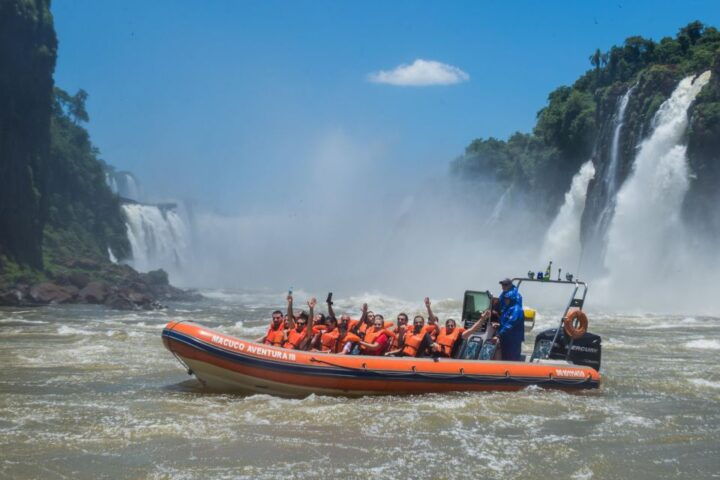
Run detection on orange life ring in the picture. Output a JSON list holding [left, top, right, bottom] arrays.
[[563, 310, 588, 339]]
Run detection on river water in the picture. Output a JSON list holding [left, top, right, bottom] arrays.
[[1, 290, 719, 479]]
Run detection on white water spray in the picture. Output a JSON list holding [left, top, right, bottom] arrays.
[[603, 71, 711, 301], [122, 204, 190, 275], [540, 160, 595, 271]]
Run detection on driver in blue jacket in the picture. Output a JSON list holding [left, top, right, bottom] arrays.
[[497, 278, 522, 314], [493, 279, 524, 361]]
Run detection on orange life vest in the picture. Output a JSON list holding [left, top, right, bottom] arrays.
[[320, 328, 340, 352], [283, 327, 307, 349], [423, 323, 440, 340], [357, 322, 370, 338], [361, 327, 390, 354], [392, 325, 408, 349], [312, 324, 328, 335], [264, 325, 285, 346], [436, 327, 464, 357], [337, 331, 361, 353], [402, 330, 425, 357]]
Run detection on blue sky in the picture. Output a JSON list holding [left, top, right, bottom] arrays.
[[52, 0, 719, 212]]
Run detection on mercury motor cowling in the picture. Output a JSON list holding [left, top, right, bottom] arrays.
[[531, 328, 602, 371]]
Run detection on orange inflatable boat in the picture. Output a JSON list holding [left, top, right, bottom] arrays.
[[162, 319, 600, 396], [162, 278, 603, 396]]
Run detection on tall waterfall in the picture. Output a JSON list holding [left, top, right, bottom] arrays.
[[604, 71, 712, 289], [604, 86, 634, 203], [122, 203, 190, 275], [540, 160, 595, 271]]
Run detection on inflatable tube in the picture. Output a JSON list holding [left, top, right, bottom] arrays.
[[162, 321, 600, 396], [563, 310, 589, 339]]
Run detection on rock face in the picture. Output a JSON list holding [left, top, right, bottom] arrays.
[[29, 282, 78, 304], [0, 0, 58, 269], [0, 267, 201, 310], [78, 281, 109, 304]]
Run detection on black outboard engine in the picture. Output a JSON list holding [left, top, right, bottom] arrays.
[[531, 328, 602, 371]]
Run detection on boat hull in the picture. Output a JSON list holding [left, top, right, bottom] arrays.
[[162, 321, 601, 397]]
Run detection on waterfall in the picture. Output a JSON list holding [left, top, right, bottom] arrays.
[[122, 203, 190, 274], [540, 160, 595, 271], [486, 185, 511, 225], [604, 71, 711, 286], [604, 86, 635, 202], [107, 171, 141, 200], [582, 86, 635, 268]]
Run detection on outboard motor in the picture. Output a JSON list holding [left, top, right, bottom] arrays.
[[531, 328, 602, 371]]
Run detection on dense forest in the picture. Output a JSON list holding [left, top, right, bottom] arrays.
[[0, 0, 190, 308], [0, 0, 128, 285], [452, 21, 720, 244]]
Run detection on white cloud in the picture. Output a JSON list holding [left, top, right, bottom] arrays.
[[367, 59, 469, 86]]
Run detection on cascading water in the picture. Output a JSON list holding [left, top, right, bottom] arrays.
[[581, 86, 635, 270], [604, 86, 635, 203], [486, 185, 511, 225], [540, 160, 595, 271], [122, 203, 190, 275], [107, 171, 141, 200], [603, 71, 711, 296]]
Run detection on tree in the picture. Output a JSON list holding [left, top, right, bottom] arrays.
[[54, 87, 89, 124]]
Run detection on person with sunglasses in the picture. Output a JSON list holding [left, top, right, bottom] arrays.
[[385, 314, 433, 357], [283, 293, 313, 350]]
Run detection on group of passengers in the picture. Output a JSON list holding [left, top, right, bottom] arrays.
[[257, 278, 526, 361]]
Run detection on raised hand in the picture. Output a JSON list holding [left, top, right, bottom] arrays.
[[287, 293, 293, 304], [308, 297, 317, 309], [424, 297, 431, 308], [362, 303, 368, 313]]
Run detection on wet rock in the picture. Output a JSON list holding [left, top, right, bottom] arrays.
[[104, 292, 136, 310], [78, 281, 110, 304], [67, 272, 90, 289], [0, 288, 24, 306], [29, 282, 78, 304], [141, 269, 169, 286]]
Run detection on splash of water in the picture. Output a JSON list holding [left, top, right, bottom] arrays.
[[540, 160, 595, 273], [603, 71, 711, 302], [122, 204, 190, 275]]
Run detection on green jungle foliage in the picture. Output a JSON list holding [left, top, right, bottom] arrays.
[[452, 21, 720, 214], [45, 87, 131, 268]]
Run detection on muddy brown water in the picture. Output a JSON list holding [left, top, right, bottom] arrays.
[[1, 290, 719, 479]]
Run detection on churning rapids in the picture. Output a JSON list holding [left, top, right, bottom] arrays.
[[1, 292, 719, 479]]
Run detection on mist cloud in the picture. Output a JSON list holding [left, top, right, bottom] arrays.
[[367, 59, 469, 86]]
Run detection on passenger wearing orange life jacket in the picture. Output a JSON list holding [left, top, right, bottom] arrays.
[[348, 305, 371, 341], [335, 309, 361, 354], [359, 313, 391, 355], [390, 312, 410, 349], [315, 315, 341, 352], [282, 293, 313, 350], [432, 312, 490, 357], [256, 309, 286, 347], [422, 297, 440, 340], [386, 315, 433, 357]]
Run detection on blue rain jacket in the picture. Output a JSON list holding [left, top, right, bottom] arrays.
[[497, 288, 524, 347], [498, 285, 522, 314]]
